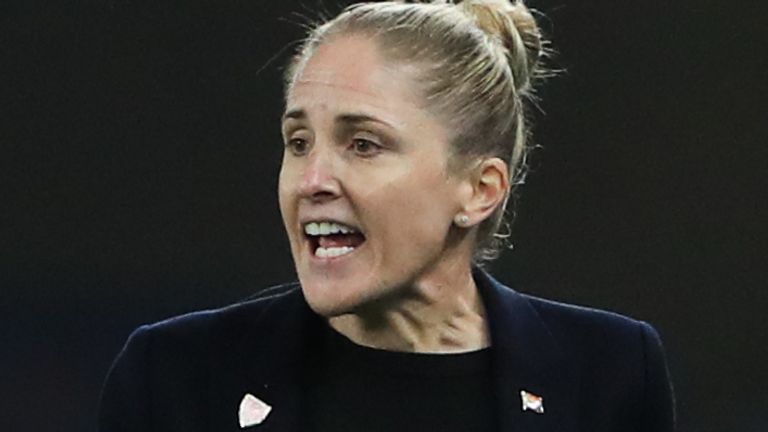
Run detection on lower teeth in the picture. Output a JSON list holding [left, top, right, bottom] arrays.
[[315, 246, 355, 258]]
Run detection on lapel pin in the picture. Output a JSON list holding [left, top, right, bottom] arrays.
[[520, 390, 544, 414], [238, 393, 272, 428]]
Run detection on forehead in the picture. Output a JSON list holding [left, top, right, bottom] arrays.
[[285, 35, 425, 121], [298, 36, 384, 94]]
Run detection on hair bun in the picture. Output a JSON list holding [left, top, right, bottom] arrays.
[[459, 0, 543, 92]]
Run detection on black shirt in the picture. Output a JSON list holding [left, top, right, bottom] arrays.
[[306, 322, 498, 432]]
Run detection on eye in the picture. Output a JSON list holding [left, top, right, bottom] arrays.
[[352, 138, 382, 157], [285, 138, 309, 156]]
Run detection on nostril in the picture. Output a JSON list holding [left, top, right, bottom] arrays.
[[298, 174, 340, 201], [308, 190, 337, 203]]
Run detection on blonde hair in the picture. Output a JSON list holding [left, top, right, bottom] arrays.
[[285, 0, 548, 262]]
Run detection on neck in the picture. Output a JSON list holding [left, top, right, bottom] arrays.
[[328, 263, 490, 353]]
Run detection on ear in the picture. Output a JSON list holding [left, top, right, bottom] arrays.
[[459, 158, 510, 226]]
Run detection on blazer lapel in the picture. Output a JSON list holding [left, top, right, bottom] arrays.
[[208, 273, 579, 432], [208, 286, 322, 432], [475, 269, 578, 432]]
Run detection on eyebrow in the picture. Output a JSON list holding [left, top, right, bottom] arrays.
[[282, 108, 306, 121], [282, 109, 394, 129]]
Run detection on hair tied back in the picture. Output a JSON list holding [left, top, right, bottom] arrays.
[[458, 0, 543, 93]]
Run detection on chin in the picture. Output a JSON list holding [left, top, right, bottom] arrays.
[[298, 269, 400, 318], [299, 276, 360, 318]]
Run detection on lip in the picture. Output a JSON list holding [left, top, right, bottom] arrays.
[[306, 237, 366, 264], [296, 214, 367, 267]]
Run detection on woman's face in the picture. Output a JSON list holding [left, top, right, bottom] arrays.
[[279, 35, 470, 317]]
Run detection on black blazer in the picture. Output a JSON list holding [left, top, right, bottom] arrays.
[[99, 270, 675, 431]]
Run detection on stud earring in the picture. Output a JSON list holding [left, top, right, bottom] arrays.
[[455, 214, 470, 227]]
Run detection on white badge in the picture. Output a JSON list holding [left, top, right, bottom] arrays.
[[238, 393, 272, 428]]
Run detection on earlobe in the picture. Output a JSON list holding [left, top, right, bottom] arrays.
[[454, 213, 471, 227]]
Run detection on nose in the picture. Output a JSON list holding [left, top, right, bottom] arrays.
[[297, 147, 340, 202]]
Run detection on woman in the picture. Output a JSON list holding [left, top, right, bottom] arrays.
[[99, 1, 675, 431]]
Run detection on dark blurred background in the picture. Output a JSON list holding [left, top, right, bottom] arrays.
[[2, 1, 766, 431]]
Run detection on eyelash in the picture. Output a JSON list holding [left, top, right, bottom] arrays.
[[351, 138, 382, 157], [284, 136, 384, 157], [285, 138, 309, 156]]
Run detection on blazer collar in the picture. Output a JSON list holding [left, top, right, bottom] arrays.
[[211, 285, 322, 431], [474, 268, 577, 431], [227, 271, 577, 432]]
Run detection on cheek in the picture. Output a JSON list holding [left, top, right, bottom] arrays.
[[365, 171, 455, 252], [277, 166, 296, 223]]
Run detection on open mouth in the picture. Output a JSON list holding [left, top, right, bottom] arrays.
[[304, 221, 366, 259]]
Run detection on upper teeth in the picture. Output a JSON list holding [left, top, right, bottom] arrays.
[[304, 221, 358, 236]]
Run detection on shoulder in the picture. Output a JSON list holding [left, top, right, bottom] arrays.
[[99, 282, 304, 430], [507, 291, 675, 430], [127, 282, 302, 351], [478, 268, 662, 355], [106, 282, 303, 376], [522, 292, 661, 348], [510, 290, 668, 379]]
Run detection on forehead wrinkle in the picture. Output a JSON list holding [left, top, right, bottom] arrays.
[[293, 76, 384, 100], [286, 75, 392, 125], [283, 95, 414, 130], [281, 107, 397, 135]]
